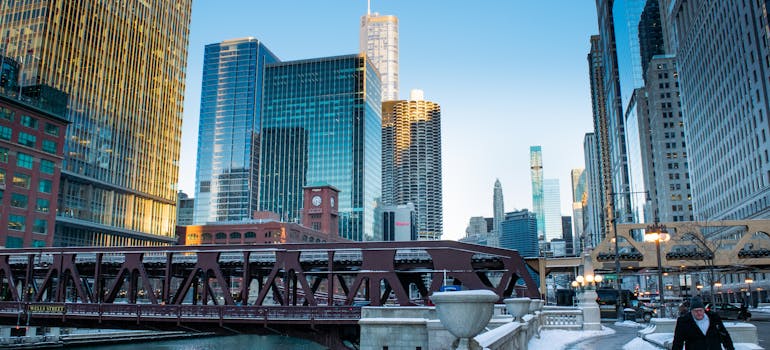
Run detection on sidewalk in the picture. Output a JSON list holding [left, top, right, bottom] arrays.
[[564, 322, 643, 350]]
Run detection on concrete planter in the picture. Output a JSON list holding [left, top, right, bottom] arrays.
[[430, 290, 499, 350], [504, 297, 531, 321]]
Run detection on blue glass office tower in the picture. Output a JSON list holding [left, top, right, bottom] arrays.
[[194, 38, 279, 224], [259, 55, 382, 241], [500, 209, 538, 258]]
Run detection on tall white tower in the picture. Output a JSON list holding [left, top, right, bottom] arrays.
[[491, 179, 504, 247], [360, 2, 399, 101]]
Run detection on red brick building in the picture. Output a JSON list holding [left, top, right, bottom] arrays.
[[0, 62, 68, 247], [177, 218, 348, 245]]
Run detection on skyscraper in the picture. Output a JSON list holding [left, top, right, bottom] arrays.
[[596, 0, 633, 226], [381, 89, 442, 240], [0, 1, 193, 246], [530, 146, 545, 242], [360, 4, 399, 101], [587, 35, 613, 243], [543, 178, 563, 244], [500, 210, 538, 258], [491, 179, 504, 247], [637, 0, 664, 81], [258, 54, 382, 241], [571, 168, 586, 253], [667, 1, 770, 222], [583, 133, 604, 248], [193, 38, 279, 224]]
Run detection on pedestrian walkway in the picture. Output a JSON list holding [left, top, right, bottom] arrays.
[[565, 323, 641, 350]]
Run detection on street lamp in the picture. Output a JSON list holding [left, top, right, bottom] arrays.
[[573, 273, 603, 291], [645, 221, 670, 318], [746, 277, 754, 308], [609, 190, 650, 321]]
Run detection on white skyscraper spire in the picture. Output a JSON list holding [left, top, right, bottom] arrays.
[[492, 179, 504, 248]]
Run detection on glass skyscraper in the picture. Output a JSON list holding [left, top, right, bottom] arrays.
[[529, 146, 545, 241], [258, 55, 382, 241], [543, 178, 563, 243], [193, 38, 279, 224], [0, 0, 192, 246]]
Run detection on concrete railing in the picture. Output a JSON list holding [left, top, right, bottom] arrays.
[[540, 309, 583, 330]]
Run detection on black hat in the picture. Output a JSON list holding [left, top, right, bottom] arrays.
[[690, 296, 705, 310]]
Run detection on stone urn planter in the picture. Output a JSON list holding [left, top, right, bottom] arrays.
[[529, 298, 542, 313], [430, 290, 499, 350], [504, 297, 531, 321]]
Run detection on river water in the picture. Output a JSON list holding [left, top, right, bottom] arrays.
[[75, 334, 327, 350]]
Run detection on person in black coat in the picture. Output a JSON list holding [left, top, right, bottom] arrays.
[[672, 296, 734, 350]]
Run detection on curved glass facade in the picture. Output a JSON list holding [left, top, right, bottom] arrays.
[[194, 38, 279, 224], [259, 55, 382, 241]]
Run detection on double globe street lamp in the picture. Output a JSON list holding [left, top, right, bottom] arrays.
[[644, 221, 670, 318]]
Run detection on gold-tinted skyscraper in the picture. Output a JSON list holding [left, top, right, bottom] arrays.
[[0, 1, 192, 246]]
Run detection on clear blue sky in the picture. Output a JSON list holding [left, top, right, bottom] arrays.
[[178, 1, 599, 241]]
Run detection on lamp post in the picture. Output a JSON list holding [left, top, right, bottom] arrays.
[[609, 190, 649, 321], [645, 221, 670, 318], [746, 277, 754, 308]]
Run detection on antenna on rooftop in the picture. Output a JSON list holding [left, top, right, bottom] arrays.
[[367, 0, 371, 15]]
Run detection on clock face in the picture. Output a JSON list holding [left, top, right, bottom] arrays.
[[330, 197, 335, 208], [312, 195, 322, 207]]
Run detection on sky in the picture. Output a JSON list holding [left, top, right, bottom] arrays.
[[178, 1, 600, 241]]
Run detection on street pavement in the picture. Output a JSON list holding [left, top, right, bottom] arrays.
[[748, 310, 770, 349], [565, 322, 641, 350]]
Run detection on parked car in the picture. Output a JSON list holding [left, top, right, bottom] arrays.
[[705, 303, 751, 320]]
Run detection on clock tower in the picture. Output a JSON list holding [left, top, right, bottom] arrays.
[[301, 184, 340, 237]]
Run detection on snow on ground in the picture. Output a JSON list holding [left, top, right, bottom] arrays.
[[615, 320, 645, 328], [623, 337, 660, 350], [528, 327, 615, 350]]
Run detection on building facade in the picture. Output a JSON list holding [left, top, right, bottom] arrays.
[[193, 38, 279, 224], [381, 90, 442, 240], [500, 209, 538, 258], [570, 168, 586, 253], [530, 146, 545, 241], [380, 203, 417, 241], [178, 219, 349, 246], [670, 0, 770, 222], [645, 55, 692, 223], [258, 55, 382, 241], [0, 65, 68, 248], [543, 178, 563, 245], [583, 133, 604, 248], [0, 0, 193, 246], [360, 8, 398, 101], [176, 191, 194, 226], [490, 179, 504, 248]]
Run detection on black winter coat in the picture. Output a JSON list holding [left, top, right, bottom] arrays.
[[672, 311, 734, 350]]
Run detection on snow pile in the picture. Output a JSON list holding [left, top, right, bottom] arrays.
[[622, 337, 659, 350], [615, 320, 645, 328], [528, 327, 615, 350]]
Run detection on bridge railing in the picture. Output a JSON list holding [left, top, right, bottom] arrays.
[[539, 307, 583, 330], [4, 302, 362, 322]]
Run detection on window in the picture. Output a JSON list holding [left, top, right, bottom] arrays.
[[8, 214, 25, 231], [244, 231, 256, 239], [38, 179, 52, 193], [32, 240, 45, 247], [12, 173, 30, 188], [39, 159, 54, 174], [0, 107, 13, 121], [35, 198, 49, 212], [0, 147, 7, 163], [16, 152, 33, 169], [19, 115, 37, 129], [0, 169, 5, 184], [32, 219, 47, 234], [0, 125, 11, 140], [5, 236, 22, 248], [44, 123, 59, 136], [41, 140, 56, 154], [10, 193, 27, 208], [215, 232, 226, 240], [17, 132, 35, 147]]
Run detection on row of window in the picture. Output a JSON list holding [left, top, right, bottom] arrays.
[[7, 215, 48, 234], [0, 107, 60, 136], [0, 169, 52, 192], [0, 125, 58, 153], [2, 190, 50, 212]]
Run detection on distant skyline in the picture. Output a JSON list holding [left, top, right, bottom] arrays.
[[179, 1, 599, 240]]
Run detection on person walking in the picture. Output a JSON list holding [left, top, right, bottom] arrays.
[[672, 296, 734, 350]]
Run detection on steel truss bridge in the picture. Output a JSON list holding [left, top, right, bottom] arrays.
[[0, 241, 537, 349]]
